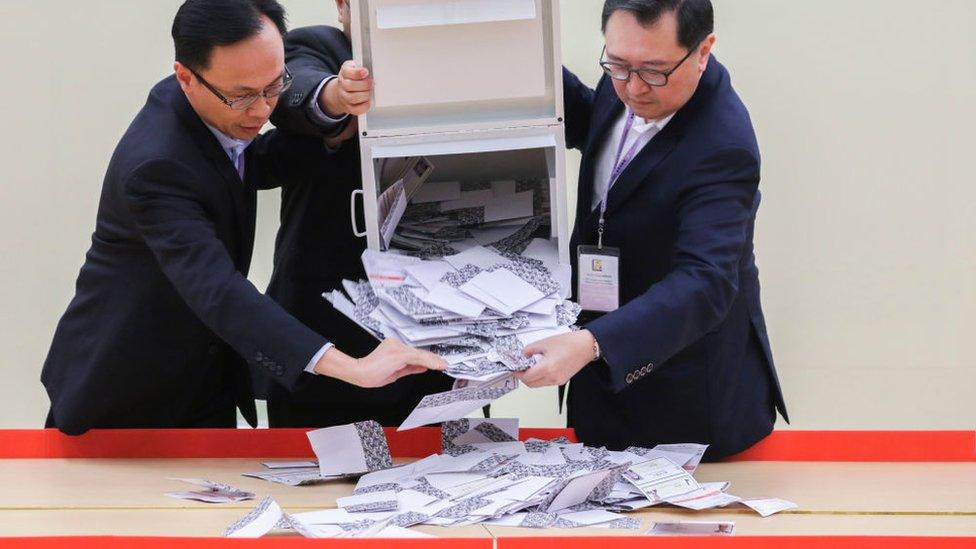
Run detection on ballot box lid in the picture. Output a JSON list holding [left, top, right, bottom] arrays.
[[351, 0, 563, 138]]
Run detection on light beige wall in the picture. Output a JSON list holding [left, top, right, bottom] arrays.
[[1, 1, 972, 429]]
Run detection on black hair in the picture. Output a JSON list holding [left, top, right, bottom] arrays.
[[172, 0, 288, 71], [601, 0, 713, 49]]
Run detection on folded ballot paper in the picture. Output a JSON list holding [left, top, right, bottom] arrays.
[[240, 421, 392, 487], [227, 419, 797, 538], [324, 237, 577, 430], [164, 478, 254, 504]]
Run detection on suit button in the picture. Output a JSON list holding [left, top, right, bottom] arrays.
[[208, 345, 219, 357]]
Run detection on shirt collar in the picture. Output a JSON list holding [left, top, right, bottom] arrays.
[[203, 122, 253, 160], [630, 112, 676, 135]]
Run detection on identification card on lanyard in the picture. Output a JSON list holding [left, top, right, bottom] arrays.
[[577, 244, 620, 312], [577, 111, 640, 313]]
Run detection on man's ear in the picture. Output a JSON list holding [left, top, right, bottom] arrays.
[[698, 34, 716, 72], [174, 62, 193, 93]]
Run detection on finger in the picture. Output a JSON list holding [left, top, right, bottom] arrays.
[[341, 77, 374, 93], [342, 89, 372, 105], [341, 61, 370, 80], [409, 349, 448, 371], [518, 364, 544, 386], [392, 364, 427, 382]]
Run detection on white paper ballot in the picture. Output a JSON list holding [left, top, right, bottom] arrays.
[[646, 521, 736, 536], [412, 180, 461, 204], [224, 497, 284, 538], [399, 376, 517, 430], [444, 245, 510, 270], [307, 421, 393, 476], [425, 282, 485, 318], [491, 179, 517, 196], [404, 260, 455, 291], [483, 190, 534, 223], [440, 189, 493, 212], [739, 497, 798, 517], [625, 457, 700, 500], [378, 180, 408, 249], [261, 461, 317, 469], [462, 268, 545, 315]]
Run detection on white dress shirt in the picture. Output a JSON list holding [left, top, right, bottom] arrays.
[[591, 109, 675, 211]]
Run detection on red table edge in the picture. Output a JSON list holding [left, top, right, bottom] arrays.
[[0, 428, 972, 461], [0, 536, 973, 548]]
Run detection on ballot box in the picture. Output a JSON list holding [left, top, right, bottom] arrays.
[[349, 0, 570, 264]]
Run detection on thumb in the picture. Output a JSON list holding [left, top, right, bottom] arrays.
[[409, 349, 448, 371], [343, 60, 369, 79]]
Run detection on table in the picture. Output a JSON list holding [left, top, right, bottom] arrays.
[[0, 428, 973, 547]]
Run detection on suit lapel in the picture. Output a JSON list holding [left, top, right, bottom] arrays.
[[577, 85, 625, 225], [171, 84, 254, 270], [601, 127, 680, 219]]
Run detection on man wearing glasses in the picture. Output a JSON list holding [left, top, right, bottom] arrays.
[[516, 0, 788, 460], [40, 0, 445, 435]]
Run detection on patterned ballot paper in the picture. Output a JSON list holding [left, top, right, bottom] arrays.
[[308, 420, 393, 476]]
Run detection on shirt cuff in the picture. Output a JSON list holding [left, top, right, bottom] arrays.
[[309, 76, 350, 130], [304, 342, 335, 374]]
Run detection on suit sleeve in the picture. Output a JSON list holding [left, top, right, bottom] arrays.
[[247, 128, 336, 190], [585, 146, 761, 392], [271, 25, 352, 137], [562, 67, 596, 151], [123, 159, 329, 389]]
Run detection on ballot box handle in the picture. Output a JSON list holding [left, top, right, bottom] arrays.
[[350, 189, 367, 237]]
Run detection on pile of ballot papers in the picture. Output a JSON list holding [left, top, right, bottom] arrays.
[[325, 238, 577, 430], [377, 172, 553, 258], [225, 420, 797, 538]]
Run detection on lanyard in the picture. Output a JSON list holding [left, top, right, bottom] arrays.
[[598, 110, 642, 248]]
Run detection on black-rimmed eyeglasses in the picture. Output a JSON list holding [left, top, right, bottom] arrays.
[[599, 44, 698, 87], [189, 66, 293, 111]]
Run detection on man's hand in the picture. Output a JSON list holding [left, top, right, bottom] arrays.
[[320, 60, 373, 117], [314, 338, 446, 388], [515, 330, 597, 388]]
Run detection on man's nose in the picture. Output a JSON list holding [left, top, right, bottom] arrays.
[[248, 96, 274, 118], [626, 73, 651, 96]]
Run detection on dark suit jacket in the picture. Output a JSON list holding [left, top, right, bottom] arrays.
[[41, 75, 331, 435], [564, 58, 788, 460], [264, 25, 451, 421]]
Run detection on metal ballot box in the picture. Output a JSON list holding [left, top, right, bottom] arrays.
[[349, 0, 569, 264]]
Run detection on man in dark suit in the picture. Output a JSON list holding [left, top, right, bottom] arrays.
[[264, 0, 453, 427], [518, 0, 788, 460], [40, 0, 445, 435]]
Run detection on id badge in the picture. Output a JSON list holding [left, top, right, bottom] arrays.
[[577, 245, 621, 312]]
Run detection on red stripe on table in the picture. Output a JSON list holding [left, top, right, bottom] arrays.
[[0, 537, 492, 548], [0, 429, 972, 461], [0, 427, 574, 459], [727, 430, 975, 462]]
